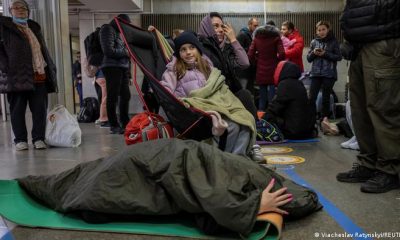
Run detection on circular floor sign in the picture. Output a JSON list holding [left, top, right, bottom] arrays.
[[264, 155, 305, 165], [261, 147, 293, 154]]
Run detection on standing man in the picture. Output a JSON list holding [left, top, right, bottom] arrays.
[[72, 52, 83, 108], [336, 0, 400, 193], [237, 17, 258, 94], [99, 14, 131, 134], [0, 0, 57, 150], [280, 21, 304, 72]]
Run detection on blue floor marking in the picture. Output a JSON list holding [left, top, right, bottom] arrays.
[[0, 218, 14, 240], [283, 168, 372, 240]]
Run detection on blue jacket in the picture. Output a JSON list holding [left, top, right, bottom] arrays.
[[307, 32, 341, 80]]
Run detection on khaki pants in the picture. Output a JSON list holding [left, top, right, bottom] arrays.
[[349, 38, 400, 175]]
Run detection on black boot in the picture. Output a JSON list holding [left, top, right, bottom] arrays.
[[336, 163, 375, 183], [360, 171, 400, 193]]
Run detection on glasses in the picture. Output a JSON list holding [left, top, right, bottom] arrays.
[[11, 6, 28, 11]]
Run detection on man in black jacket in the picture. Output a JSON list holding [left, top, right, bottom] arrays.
[[236, 17, 259, 94], [99, 14, 131, 134], [336, 0, 400, 193]]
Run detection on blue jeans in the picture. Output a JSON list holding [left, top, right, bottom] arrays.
[[259, 85, 276, 111]]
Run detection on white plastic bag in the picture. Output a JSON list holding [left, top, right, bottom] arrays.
[[45, 105, 82, 147]]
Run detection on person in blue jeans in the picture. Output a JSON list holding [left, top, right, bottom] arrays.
[[307, 20, 341, 125]]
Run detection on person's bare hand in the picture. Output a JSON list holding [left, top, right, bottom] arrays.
[[258, 178, 292, 215], [222, 23, 237, 43], [148, 25, 155, 31]]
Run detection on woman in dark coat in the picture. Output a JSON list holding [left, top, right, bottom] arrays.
[[248, 25, 285, 111], [0, 0, 57, 151]]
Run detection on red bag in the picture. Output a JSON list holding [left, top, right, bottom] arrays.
[[124, 112, 174, 145]]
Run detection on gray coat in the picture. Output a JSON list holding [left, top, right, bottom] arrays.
[[0, 16, 57, 93]]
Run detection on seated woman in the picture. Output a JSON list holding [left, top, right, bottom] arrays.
[[161, 31, 255, 157], [264, 61, 317, 139]]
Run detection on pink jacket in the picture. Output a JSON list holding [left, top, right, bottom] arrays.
[[161, 56, 213, 98]]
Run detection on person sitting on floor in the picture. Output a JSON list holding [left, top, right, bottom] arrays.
[[160, 31, 256, 158], [263, 61, 317, 140]]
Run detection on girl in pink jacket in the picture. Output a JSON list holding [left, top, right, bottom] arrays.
[[161, 31, 257, 159]]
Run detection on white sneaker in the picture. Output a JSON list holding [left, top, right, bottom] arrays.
[[341, 136, 356, 149], [33, 140, 47, 150], [349, 141, 359, 150], [15, 142, 28, 151], [250, 144, 265, 163]]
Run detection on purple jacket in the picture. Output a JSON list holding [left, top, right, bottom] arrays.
[[161, 56, 214, 98]]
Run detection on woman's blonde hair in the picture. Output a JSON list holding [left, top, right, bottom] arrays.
[[175, 50, 211, 80], [316, 20, 331, 29]]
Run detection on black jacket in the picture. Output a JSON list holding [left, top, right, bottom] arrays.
[[99, 22, 129, 69], [340, 0, 400, 43], [199, 36, 243, 93], [265, 61, 316, 139], [307, 32, 342, 80], [0, 16, 57, 93]]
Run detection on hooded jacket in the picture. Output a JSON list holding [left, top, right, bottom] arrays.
[[265, 61, 316, 139], [248, 25, 285, 85], [0, 16, 57, 93], [307, 32, 342, 80], [161, 55, 213, 98], [284, 29, 304, 72], [198, 14, 249, 93]]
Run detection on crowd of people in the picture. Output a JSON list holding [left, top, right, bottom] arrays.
[[0, 0, 398, 196]]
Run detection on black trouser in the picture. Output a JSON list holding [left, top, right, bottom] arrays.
[[309, 76, 335, 119], [102, 67, 131, 128], [7, 84, 48, 144], [234, 89, 257, 120]]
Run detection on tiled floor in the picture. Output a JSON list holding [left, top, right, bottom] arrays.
[[0, 120, 399, 240]]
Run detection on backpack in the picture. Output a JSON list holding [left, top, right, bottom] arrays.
[[77, 97, 100, 123], [256, 119, 284, 142], [84, 27, 104, 67], [125, 112, 174, 145]]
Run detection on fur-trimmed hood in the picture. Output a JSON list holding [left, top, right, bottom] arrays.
[[253, 24, 280, 38]]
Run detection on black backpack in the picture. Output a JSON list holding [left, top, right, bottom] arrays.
[[77, 97, 100, 123], [84, 27, 104, 67]]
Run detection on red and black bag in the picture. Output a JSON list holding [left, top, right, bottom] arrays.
[[124, 112, 173, 145]]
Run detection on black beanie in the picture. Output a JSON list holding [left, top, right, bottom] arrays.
[[173, 31, 203, 57], [117, 14, 131, 23]]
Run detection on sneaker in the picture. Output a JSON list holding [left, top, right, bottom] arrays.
[[100, 121, 110, 128], [348, 141, 360, 151], [110, 126, 124, 135], [360, 171, 400, 193], [33, 140, 47, 150], [250, 144, 265, 163], [95, 119, 101, 125], [15, 142, 29, 151], [340, 136, 356, 149], [336, 163, 375, 183]]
